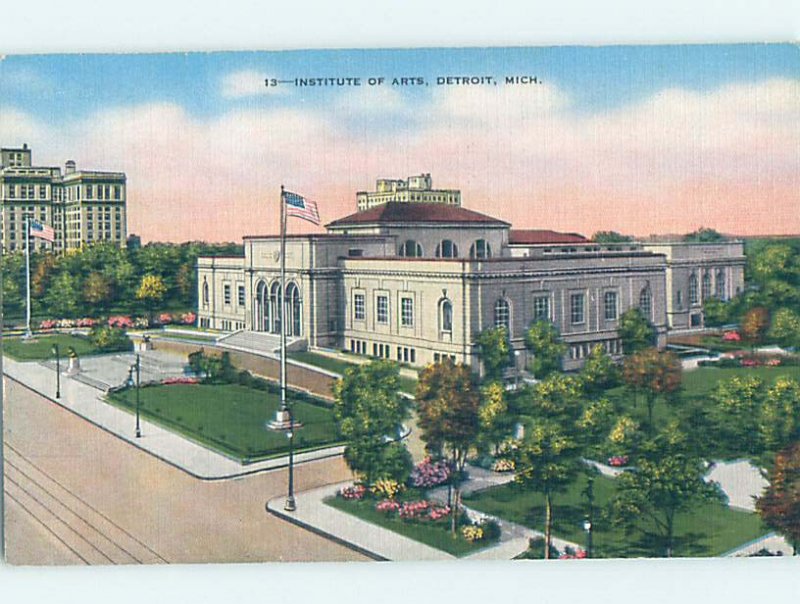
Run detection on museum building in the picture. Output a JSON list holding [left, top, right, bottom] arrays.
[[196, 180, 745, 372]]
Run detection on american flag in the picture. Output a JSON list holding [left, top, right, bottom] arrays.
[[30, 219, 55, 242], [284, 190, 320, 225]]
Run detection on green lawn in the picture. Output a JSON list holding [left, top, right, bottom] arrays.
[[325, 491, 497, 557], [289, 351, 418, 395], [464, 473, 768, 558], [2, 333, 104, 361], [107, 383, 341, 463]]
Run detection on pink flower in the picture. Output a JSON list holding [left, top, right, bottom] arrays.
[[722, 331, 741, 342], [158, 313, 173, 324], [181, 312, 197, 325]]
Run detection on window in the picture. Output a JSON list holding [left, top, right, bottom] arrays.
[[435, 240, 459, 258], [533, 295, 550, 322], [86, 185, 93, 200], [202, 281, 209, 306], [676, 290, 683, 309], [114, 186, 121, 200], [440, 299, 453, 332], [398, 240, 423, 257], [702, 271, 712, 301], [639, 286, 652, 319], [716, 269, 726, 300], [469, 239, 492, 259], [354, 293, 366, 321], [689, 273, 699, 305], [224, 284, 231, 305], [604, 291, 618, 321], [401, 297, 414, 327], [376, 295, 388, 324], [570, 293, 585, 325], [494, 298, 510, 331], [238, 285, 246, 306]]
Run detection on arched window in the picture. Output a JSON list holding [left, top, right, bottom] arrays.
[[494, 298, 510, 332], [702, 271, 712, 301], [440, 299, 453, 332], [470, 239, 492, 259], [689, 272, 699, 305], [255, 280, 268, 331], [398, 240, 423, 257], [202, 280, 209, 306], [716, 269, 726, 300], [435, 240, 459, 258], [639, 286, 652, 319], [269, 282, 282, 334], [285, 282, 302, 337]]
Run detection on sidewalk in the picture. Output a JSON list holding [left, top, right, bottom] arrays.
[[3, 353, 344, 480], [267, 474, 583, 562]]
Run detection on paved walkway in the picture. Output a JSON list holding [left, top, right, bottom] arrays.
[[705, 459, 768, 512], [3, 353, 344, 480], [268, 469, 584, 562]]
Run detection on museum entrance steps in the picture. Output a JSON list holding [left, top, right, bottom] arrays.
[[215, 329, 308, 357]]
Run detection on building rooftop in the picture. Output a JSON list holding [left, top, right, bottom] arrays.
[[508, 229, 589, 245], [327, 202, 509, 228]]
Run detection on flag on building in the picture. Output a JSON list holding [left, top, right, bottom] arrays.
[[30, 219, 55, 242], [284, 190, 320, 225]]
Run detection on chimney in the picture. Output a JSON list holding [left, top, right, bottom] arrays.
[[65, 160, 76, 174], [23, 143, 28, 150]]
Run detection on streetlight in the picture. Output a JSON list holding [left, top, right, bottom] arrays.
[[127, 353, 142, 438], [285, 406, 296, 511], [583, 474, 595, 558], [582, 517, 593, 559], [51, 343, 61, 399]]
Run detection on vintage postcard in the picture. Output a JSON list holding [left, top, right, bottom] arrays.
[[1, 44, 798, 566]]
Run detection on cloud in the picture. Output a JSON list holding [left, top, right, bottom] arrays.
[[220, 70, 285, 98], [2, 77, 797, 242]]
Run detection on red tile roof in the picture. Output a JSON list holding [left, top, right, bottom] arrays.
[[508, 229, 588, 245], [326, 202, 509, 228]]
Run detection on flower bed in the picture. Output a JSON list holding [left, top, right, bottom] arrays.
[[491, 458, 515, 473], [162, 377, 200, 385], [607, 455, 629, 468], [409, 457, 451, 488]]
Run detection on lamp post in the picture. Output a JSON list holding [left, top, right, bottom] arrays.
[[285, 406, 296, 512], [127, 354, 142, 438], [51, 344, 61, 399], [583, 474, 595, 558]]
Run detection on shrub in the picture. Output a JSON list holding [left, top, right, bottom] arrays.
[[478, 518, 501, 541], [491, 458, 515, 473], [461, 525, 484, 542], [89, 326, 132, 352], [371, 479, 404, 500], [374, 442, 414, 485]]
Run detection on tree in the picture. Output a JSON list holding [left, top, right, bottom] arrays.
[[478, 381, 511, 455], [709, 375, 765, 457], [526, 373, 585, 422], [580, 344, 619, 395], [416, 358, 481, 533], [524, 320, 567, 378], [136, 274, 167, 321], [756, 442, 800, 555], [759, 378, 800, 454], [591, 231, 633, 243], [43, 271, 82, 318], [622, 348, 682, 434], [702, 297, 732, 327], [513, 420, 581, 558], [682, 227, 726, 243], [476, 326, 511, 381], [332, 361, 412, 485], [83, 272, 113, 313], [618, 308, 657, 355], [740, 307, 770, 350], [610, 424, 723, 557], [768, 308, 800, 348]]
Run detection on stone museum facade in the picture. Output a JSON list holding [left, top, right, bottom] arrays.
[[197, 180, 746, 372], [0, 144, 127, 252]]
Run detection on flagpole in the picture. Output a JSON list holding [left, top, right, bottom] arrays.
[[24, 215, 32, 339], [280, 185, 287, 414]]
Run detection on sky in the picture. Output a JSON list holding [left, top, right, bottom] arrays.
[[0, 44, 798, 242]]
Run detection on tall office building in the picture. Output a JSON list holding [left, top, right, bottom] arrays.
[[0, 144, 127, 252]]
